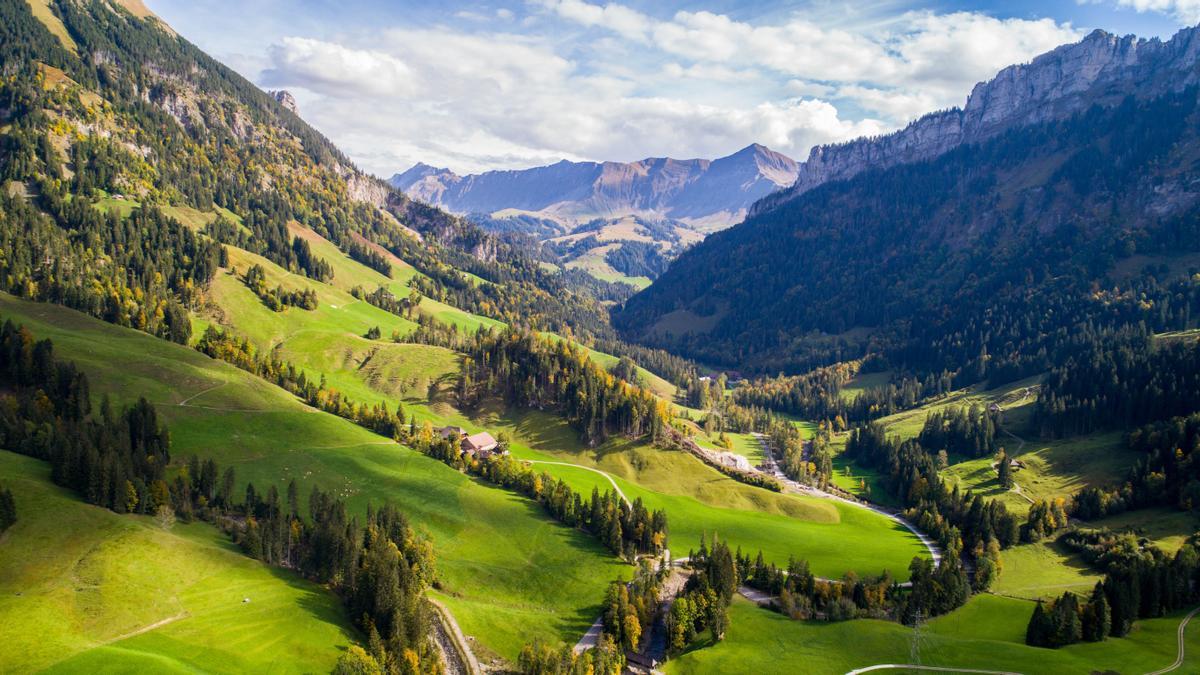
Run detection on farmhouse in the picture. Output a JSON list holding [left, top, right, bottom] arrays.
[[438, 426, 468, 440], [462, 431, 503, 459]]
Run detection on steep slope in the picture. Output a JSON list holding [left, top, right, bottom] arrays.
[[0, 451, 353, 673], [756, 26, 1200, 215], [391, 143, 798, 229], [616, 46, 1200, 374]]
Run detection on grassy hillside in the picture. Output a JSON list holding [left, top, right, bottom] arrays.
[[828, 376, 1132, 515], [0, 294, 623, 663], [196, 242, 931, 579], [0, 451, 352, 673], [666, 594, 1200, 675]]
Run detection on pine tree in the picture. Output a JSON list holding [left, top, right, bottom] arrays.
[[997, 449, 1013, 488]]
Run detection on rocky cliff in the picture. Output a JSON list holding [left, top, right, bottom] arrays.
[[755, 26, 1200, 215]]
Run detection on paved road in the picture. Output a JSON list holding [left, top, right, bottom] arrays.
[[428, 598, 483, 675], [752, 433, 943, 567], [573, 615, 606, 654], [1145, 606, 1200, 675], [525, 461, 631, 506], [847, 665, 1021, 675]]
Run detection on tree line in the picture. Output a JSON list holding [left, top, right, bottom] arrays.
[[844, 420, 1021, 578], [1035, 330, 1200, 437], [1027, 529, 1200, 648], [0, 485, 15, 533], [457, 329, 673, 447], [0, 315, 441, 672], [242, 263, 318, 311], [412, 425, 668, 560]]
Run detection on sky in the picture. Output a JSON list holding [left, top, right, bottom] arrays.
[[145, 0, 1197, 177]]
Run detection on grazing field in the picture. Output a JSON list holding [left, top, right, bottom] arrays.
[[199, 247, 928, 578], [838, 370, 892, 401], [0, 294, 624, 663], [478, 409, 930, 580], [941, 431, 1130, 515], [0, 451, 352, 674], [563, 244, 653, 289], [665, 594, 1200, 674], [842, 374, 1131, 516], [829, 452, 898, 508], [1085, 508, 1200, 552], [989, 540, 1104, 600]]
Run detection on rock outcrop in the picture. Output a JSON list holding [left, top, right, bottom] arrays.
[[269, 89, 299, 115], [755, 26, 1200, 214]]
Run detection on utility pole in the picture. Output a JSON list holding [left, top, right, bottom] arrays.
[[909, 610, 924, 668]]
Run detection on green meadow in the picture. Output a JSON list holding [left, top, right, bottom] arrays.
[[0, 451, 352, 674], [0, 294, 623, 663], [200, 241, 931, 580], [666, 594, 1200, 675]]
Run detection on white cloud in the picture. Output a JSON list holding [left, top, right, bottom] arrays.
[[537, 0, 652, 41], [1107, 0, 1200, 22], [261, 37, 414, 97], [256, 2, 1085, 176]]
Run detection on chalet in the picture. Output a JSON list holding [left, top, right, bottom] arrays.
[[461, 431, 503, 459], [438, 426, 467, 441]]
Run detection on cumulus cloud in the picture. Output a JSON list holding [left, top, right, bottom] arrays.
[[1107, 0, 1200, 23], [257, 2, 1084, 175], [260, 37, 414, 97]]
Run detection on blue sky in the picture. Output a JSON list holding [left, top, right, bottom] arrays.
[[146, 1, 1197, 175]]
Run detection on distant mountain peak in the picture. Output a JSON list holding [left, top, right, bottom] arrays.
[[389, 145, 797, 230]]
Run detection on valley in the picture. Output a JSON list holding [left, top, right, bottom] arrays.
[[5, 1, 1200, 674]]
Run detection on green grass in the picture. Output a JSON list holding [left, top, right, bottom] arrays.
[[666, 594, 1200, 674], [563, 245, 652, 289], [838, 370, 892, 401], [474, 408, 930, 580], [1085, 508, 1200, 552], [693, 432, 763, 466], [990, 540, 1104, 601], [0, 294, 624, 663], [829, 452, 897, 508], [0, 451, 353, 673], [201, 240, 928, 580], [941, 432, 1130, 515]]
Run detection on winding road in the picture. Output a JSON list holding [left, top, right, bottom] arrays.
[[752, 433, 943, 567], [1145, 606, 1200, 675], [846, 666, 1021, 675], [525, 460, 631, 506]]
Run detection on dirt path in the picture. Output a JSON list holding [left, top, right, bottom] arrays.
[[525, 461, 631, 506], [573, 615, 606, 654], [428, 598, 483, 675], [103, 611, 189, 645], [1145, 606, 1200, 675], [998, 422, 1035, 505], [178, 381, 227, 406]]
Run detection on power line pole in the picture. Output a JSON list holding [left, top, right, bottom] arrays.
[[909, 610, 924, 668]]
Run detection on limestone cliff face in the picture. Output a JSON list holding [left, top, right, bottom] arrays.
[[269, 89, 299, 115], [755, 26, 1200, 215]]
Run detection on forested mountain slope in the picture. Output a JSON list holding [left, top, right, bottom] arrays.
[[616, 48, 1200, 377]]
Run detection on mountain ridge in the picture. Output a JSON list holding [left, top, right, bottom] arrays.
[[754, 25, 1200, 215], [391, 143, 798, 230]]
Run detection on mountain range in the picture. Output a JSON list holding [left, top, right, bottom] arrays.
[[390, 143, 798, 231], [616, 25, 1200, 372], [754, 26, 1200, 215]]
